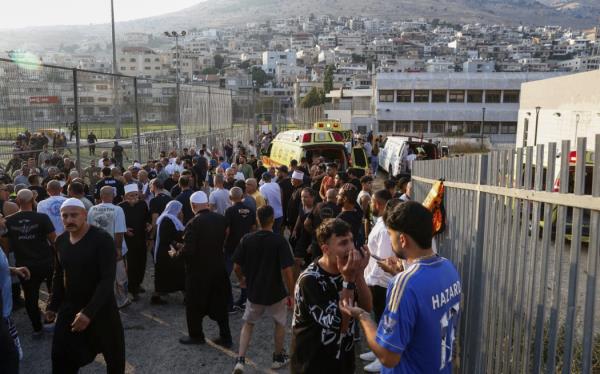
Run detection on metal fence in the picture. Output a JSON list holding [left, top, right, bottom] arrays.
[[0, 57, 256, 173], [411, 136, 600, 373]]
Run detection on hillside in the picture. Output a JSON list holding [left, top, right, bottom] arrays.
[[0, 0, 598, 52]]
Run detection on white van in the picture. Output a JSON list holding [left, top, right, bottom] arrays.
[[378, 136, 440, 177]]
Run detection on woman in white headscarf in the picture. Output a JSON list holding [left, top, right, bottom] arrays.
[[151, 200, 186, 305]]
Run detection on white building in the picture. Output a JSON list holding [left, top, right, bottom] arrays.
[[325, 88, 376, 133], [262, 50, 296, 75], [463, 59, 496, 73], [375, 72, 565, 144], [556, 55, 600, 72], [517, 69, 600, 151]]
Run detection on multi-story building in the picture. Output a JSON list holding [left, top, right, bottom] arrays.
[[262, 50, 296, 75], [374, 72, 565, 144], [290, 33, 315, 50], [118, 47, 166, 79], [556, 55, 600, 72]]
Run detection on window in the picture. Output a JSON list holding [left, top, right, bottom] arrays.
[[97, 97, 108, 102], [155, 67, 160, 70], [449, 90, 465, 103], [35, 111, 44, 118], [484, 122, 500, 134], [378, 121, 394, 133], [96, 84, 108, 90], [396, 90, 411, 103], [447, 121, 464, 134], [80, 97, 94, 103], [397, 121, 411, 133], [503, 90, 520, 103], [431, 90, 447, 103], [500, 122, 517, 134], [485, 90, 501, 103], [120, 67, 126, 71], [466, 122, 481, 134], [413, 90, 429, 103], [522, 118, 529, 146], [144, 67, 151, 70], [130, 67, 135, 70], [467, 90, 483, 103], [99, 107, 110, 115], [83, 107, 94, 116], [144, 58, 151, 63], [120, 58, 125, 62], [430, 121, 445, 133], [155, 58, 160, 62], [413, 121, 427, 134], [378, 90, 394, 102], [130, 58, 136, 62]]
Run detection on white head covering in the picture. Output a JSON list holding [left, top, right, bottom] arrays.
[[190, 191, 208, 204], [292, 170, 304, 180], [60, 198, 86, 210], [153, 200, 185, 262], [124, 184, 139, 194]]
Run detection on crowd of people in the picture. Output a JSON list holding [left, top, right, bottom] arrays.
[[0, 132, 461, 374]]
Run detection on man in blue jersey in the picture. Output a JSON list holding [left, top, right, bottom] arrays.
[[340, 201, 461, 373]]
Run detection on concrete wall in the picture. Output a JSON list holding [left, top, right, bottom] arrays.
[[517, 69, 600, 151]]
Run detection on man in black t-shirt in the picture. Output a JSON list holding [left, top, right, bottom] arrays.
[[291, 218, 371, 373], [224, 187, 256, 312], [111, 141, 127, 168], [1, 189, 56, 335], [231, 205, 295, 373], [337, 183, 365, 249], [87, 131, 97, 156], [94, 167, 125, 203]]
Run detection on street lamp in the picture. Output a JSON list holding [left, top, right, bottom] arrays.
[[110, 0, 122, 139], [533, 106, 541, 146], [164, 30, 187, 149]]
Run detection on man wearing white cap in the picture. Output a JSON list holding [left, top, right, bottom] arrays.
[[87, 186, 130, 309], [169, 191, 232, 347], [47, 198, 125, 373], [285, 169, 306, 237], [118, 184, 150, 300]]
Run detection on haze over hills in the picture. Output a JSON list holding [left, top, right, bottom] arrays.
[[1, 0, 599, 52]]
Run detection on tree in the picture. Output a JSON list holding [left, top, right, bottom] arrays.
[[213, 54, 225, 70], [201, 67, 219, 75], [301, 87, 325, 108], [251, 67, 268, 87], [323, 65, 335, 94]]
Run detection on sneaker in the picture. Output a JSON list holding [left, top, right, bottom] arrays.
[[179, 336, 206, 345], [232, 357, 245, 374], [271, 351, 290, 369], [360, 351, 376, 361], [364, 359, 382, 373]]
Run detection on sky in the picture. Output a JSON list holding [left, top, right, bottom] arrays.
[[0, 0, 204, 29]]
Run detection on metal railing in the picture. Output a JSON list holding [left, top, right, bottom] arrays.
[[0, 57, 257, 172], [411, 136, 600, 373]]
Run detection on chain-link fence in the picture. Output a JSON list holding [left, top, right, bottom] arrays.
[[0, 57, 257, 174]]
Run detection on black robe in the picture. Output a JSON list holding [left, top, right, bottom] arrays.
[[119, 200, 150, 294], [178, 209, 228, 321], [49, 226, 124, 372], [154, 218, 185, 293]]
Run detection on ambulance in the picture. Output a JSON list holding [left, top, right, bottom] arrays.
[[262, 129, 368, 174], [313, 120, 353, 142]]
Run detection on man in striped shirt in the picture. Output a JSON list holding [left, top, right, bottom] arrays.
[[341, 201, 461, 373]]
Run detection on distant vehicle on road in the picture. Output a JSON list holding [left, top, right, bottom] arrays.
[[378, 136, 440, 178]]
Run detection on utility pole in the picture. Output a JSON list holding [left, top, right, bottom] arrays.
[[110, 0, 122, 139], [164, 31, 186, 149], [533, 106, 541, 146]]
